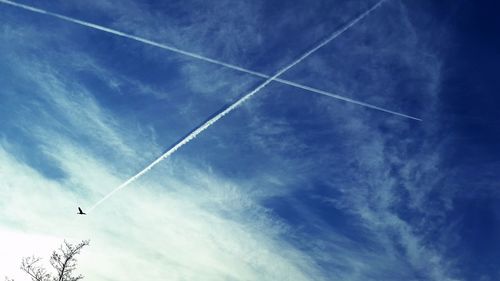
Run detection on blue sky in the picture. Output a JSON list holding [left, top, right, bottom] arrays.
[[0, 0, 499, 280]]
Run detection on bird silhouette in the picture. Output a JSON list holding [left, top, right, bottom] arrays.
[[77, 207, 86, 215]]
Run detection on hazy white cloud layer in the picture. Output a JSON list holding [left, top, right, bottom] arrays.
[[0, 0, 461, 280]]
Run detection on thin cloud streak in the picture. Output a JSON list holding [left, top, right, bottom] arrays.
[[0, 0, 419, 121], [86, 1, 387, 212]]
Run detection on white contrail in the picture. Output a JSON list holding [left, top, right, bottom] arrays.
[[84, 0, 388, 212], [0, 0, 420, 121]]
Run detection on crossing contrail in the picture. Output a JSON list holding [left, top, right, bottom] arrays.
[[0, 0, 420, 121], [84, 0, 389, 212]]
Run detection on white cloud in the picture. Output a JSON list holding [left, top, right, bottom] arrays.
[[0, 134, 323, 280]]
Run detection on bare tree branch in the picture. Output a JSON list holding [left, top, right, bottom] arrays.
[[9, 240, 90, 281], [20, 256, 51, 281], [50, 240, 89, 281]]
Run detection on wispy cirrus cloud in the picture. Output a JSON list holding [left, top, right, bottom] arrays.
[[0, 53, 326, 280]]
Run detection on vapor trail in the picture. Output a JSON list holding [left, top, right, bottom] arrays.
[[0, 0, 419, 121], [83, 0, 388, 212]]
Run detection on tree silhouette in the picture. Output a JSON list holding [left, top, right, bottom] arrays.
[[7, 240, 89, 281]]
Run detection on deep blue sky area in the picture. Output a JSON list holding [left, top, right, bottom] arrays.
[[434, 1, 500, 279], [0, 0, 499, 280]]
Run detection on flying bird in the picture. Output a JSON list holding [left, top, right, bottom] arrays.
[[77, 207, 86, 215]]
